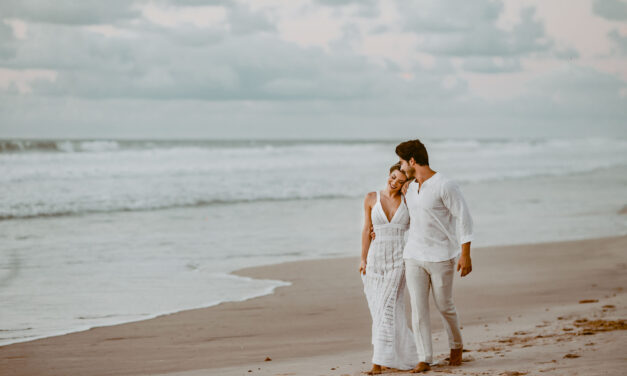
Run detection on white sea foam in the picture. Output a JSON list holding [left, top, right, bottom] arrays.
[[1, 138, 626, 219]]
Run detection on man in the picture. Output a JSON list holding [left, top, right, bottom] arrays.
[[396, 139, 474, 373]]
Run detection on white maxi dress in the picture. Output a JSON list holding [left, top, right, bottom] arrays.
[[361, 191, 418, 369]]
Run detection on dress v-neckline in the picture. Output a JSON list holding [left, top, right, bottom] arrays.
[[378, 191, 402, 224]]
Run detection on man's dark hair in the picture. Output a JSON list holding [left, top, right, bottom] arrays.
[[395, 139, 429, 166]]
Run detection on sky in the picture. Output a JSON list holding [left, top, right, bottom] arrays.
[[0, 0, 626, 140]]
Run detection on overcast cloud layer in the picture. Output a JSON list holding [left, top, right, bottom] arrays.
[[0, 0, 625, 139]]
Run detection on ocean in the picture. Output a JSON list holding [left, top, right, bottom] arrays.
[[1, 138, 626, 346]]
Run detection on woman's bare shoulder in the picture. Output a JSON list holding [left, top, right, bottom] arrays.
[[364, 191, 377, 205]]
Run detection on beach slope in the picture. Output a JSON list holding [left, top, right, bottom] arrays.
[[1, 236, 626, 376]]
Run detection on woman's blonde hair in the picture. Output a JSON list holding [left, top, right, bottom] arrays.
[[389, 162, 402, 173]]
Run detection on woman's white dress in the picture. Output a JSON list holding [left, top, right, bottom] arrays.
[[362, 191, 418, 370]]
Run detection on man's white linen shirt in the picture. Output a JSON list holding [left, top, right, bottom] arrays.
[[403, 172, 474, 262]]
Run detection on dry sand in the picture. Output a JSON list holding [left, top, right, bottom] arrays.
[[1, 236, 626, 376]]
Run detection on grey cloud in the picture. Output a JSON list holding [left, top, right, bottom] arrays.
[[608, 29, 627, 55], [2, 65, 625, 140], [0, 24, 136, 71], [0, 1, 625, 140], [156, 0, 230, 5], [397, 1, 577, 63], [369, 24, 389, 34], [227, 3, 276, 35], [329, 22, 362, 51], [529, 65, 627, 118], [593, 0, 627, 21], [461, 57, 522, 73], [131, 19, 226, 46], [0, 0, 141, 25], [315, 0, 360, 5], [0, 0, 469, 103], [0, 0, 242, 27], [0, 21, 17, 58], [1, 22, 453, 101], [411, 6, 551, 58], [399, 0, 503, 33], [553, 46, 579, 60], [315, 0, 377, 7], [315, 0, 380, 18]]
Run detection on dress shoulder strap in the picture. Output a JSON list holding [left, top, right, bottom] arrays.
[[376, 190, 380, 203]]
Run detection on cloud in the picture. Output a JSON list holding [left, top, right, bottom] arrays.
[[0, 24, 439, 101], [314, 0, 380, 18], [608, 29, 627, 55], [0, 21, 17, 58], [0, 5, 463, 102], [593, 0, 627, 21], [399, 0, 503, 33], [531, 65, 626, 104], [461, 57, 522, 73], [400, 2, 551, 58], [0, 0, 141, 25], [227, 2, 276, 35], [0, 0, 625, 139], [0, 67, 57, 94]]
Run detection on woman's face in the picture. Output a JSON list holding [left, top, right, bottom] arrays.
[[387, 169, 407, 193]]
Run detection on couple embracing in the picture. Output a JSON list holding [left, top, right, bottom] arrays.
[[360, 139, 474, 374]]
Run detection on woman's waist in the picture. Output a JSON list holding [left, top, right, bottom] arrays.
[[373, 223, 408, 230], [371, 236, 405, 243], [371, 228, 407, 239]]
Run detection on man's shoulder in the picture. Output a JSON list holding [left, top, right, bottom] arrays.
[[437, 174, 461, 192]]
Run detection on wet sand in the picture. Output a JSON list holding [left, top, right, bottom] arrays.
[[1, 236, 626, 376]]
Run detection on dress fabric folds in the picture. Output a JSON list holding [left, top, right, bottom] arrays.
[[362, 191, 418, 369]]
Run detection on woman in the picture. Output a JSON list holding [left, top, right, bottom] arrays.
[[360, 163, 418, 374]]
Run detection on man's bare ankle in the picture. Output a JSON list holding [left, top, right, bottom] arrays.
[[449, 346, 463, 366]]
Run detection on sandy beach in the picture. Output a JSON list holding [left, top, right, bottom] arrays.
[[1, 235, 626, 376]]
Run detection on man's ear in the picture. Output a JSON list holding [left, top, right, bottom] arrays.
[[409, 157, 416, 167]]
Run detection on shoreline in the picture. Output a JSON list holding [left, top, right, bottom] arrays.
[[1, 235, 626, 375], [0, 274, 292, 348], [1, 233, 624, 349]]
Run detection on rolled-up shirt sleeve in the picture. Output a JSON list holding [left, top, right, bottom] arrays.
[[441, 180, 474, 244]]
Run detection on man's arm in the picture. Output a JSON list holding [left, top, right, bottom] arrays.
[[457, 242, 472, 277], [442, 181, 474, 277]]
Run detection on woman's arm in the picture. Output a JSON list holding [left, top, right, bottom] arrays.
[[360, 192, 375, 275]]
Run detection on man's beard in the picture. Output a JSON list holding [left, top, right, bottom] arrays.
[[403, 167, 415, 179]]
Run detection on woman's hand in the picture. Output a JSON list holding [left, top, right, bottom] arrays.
[[359, 260, 367, 275], [401, 180, 411, 195]]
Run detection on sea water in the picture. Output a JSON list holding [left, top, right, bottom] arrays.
[[1, 138, 626, 346]]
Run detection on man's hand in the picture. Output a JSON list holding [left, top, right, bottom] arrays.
[[370, 225, 376, 240], [457, 254, 472, 277]]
